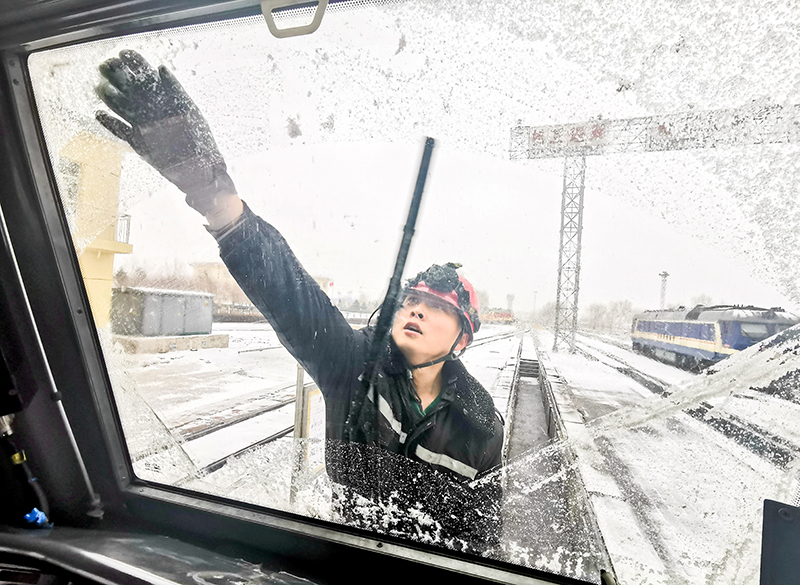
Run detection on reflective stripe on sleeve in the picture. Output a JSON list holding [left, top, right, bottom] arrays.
[[415, 445, 478, 480], [367, 388, 407, 444]]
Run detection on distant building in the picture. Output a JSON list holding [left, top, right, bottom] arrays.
[[482, 308, 515, 324]]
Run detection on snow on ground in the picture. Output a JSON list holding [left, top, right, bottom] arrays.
[[577, 332, 697, 387], [106, 318, 800, 581], [537, 330, 660, 421], [108, 322, 299, 436], [534, 327, 800, 585], [100, 321, 523, 523], [211, 321, 282, 350], [460, 324, 521, 414], [181, 406, 296, 469]]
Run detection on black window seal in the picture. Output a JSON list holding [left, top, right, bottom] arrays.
[[2, 0, 364, 53], [2, 47, 135, 503]]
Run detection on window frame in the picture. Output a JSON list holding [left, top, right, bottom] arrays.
[[739, 321, 770, 341], [0, 2, 584, 583]]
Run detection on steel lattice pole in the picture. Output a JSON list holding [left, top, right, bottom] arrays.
[[553, 154, 586, 353]]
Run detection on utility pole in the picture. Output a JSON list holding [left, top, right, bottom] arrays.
[[659, 271, 670, 309]]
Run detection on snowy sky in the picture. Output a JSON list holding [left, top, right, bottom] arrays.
[[28, 0, 800, 313]]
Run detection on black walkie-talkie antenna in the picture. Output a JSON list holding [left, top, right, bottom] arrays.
[[366, 137, 435, 365], [356, 137, 434, 501]]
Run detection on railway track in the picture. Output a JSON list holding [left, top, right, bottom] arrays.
[[469, 328, 527, 349], [575, 339, 800, 470], [185, 327, 525, 475], [198, 424, 295, 475], [577, 331, 632, 351], [575, 343, 672, 396], [180, 390, 298, 442], [179, 388, 302, 475]]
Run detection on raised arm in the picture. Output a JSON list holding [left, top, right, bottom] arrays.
[[211, 205, 360, 388], [95, 50, 360, 391]]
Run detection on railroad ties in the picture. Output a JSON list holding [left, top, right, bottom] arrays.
[[517, 358, 540, 379], [501, 338, 611, 582]]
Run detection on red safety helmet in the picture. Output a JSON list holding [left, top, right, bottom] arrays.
[[404, 263, 481, 343]]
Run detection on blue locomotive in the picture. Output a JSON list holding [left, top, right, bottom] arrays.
[[631, 305, 799, 369]]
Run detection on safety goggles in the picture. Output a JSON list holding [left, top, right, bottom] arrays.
[[401, 292, 461, 318]]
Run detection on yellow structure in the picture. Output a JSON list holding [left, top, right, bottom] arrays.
[[60, 132, 133, 328], [313, 276, 333, 297]]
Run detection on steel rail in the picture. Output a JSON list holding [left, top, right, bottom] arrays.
[[574, 340, 800, 470], [180, 392, 299, 442], [189, 328, 526, 475], [197, 425, 296, 475]]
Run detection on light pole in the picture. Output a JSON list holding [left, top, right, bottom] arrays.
[[659, 271, 669, 310]]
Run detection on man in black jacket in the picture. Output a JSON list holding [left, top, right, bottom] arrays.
[[95, 50, 504, 552]]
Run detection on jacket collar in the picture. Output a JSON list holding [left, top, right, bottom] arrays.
[[380, 332, 500, 437], [439, 359, 499, 438]]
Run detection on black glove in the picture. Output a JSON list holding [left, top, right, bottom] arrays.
[[95, 50, 236, 215]]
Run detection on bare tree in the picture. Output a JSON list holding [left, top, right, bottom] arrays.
[[584, 303, 608, 330], [476, 289, 491, 314], [579, 299, 635, 334]]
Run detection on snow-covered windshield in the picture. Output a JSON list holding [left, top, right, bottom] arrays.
[[27, 0, 800, 583]]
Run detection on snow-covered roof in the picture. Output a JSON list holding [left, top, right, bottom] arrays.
[[634, 306, 799, 323]]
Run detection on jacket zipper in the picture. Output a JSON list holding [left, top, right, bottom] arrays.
[[403, 400, 448, 456]]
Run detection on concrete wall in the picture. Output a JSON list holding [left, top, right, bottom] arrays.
[[111, 288, 214, 337]]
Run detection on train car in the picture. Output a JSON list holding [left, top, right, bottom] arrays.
[[481, 309, 516, 324], [631, 305, 799, 368]]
